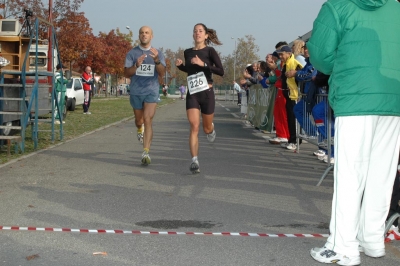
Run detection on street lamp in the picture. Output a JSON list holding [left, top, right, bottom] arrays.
[[231, 37, 237, 81], [124, 26, 131, 85], [231, 37, 237, 102]]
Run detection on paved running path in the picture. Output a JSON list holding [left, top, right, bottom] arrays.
[[0, 99, 399, 265]]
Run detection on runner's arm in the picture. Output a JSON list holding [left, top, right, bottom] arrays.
[[124, 53, 138, 78], [207, 48, 224, 76], [177, 64, 188, 73]]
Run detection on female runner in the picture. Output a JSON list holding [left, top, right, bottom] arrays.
[[176, 23, 224, 174]]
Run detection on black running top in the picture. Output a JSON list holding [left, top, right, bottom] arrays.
[[177, 46, 224, 84]]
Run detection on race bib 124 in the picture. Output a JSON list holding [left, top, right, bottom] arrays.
[[136, 64, 155, 76]]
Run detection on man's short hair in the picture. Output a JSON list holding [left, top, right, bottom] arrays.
[[275, 41, 288, 49]]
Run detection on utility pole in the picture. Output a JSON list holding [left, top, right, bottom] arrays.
[[47, 0, 53, 80]]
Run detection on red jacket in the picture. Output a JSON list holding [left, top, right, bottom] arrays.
[[82, 72, 93, 91]]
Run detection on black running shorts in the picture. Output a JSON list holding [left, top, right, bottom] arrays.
[[186, 88, 215, 115]]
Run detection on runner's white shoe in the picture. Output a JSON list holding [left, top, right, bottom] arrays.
[[207, 123, 216, 143]]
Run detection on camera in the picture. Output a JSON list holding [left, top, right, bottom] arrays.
[[24, 9, 33, 18]]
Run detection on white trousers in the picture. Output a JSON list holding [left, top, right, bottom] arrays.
[[325, 115, 400, 256]]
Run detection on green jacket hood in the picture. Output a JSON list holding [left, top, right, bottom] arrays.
[[350, 0, 388, 10]]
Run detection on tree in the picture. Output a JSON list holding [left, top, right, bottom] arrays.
[[160, 48, 175, 86], [55, 11, 91, 71], [0, 0, 44, 20], [97, 29, 132, 89], [0, 0, 85, 37], [232, 35, 260, 81], [222, 54, 235, 83], [164, 47, 186, 86]]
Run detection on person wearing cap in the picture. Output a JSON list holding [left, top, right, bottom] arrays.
[[308, 0, 400, 264], [277, 45, 303, 150], [268, 42, 290, 145], [54, 63, 68, 124]]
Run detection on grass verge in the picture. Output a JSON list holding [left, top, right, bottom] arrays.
[[0, 96, 175, 164]]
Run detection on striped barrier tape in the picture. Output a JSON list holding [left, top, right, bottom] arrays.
[[0, 226, 329, 238]]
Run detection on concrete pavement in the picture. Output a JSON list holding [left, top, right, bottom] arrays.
[[0, 98, 399, 266]]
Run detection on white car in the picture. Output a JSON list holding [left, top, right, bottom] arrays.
[[65, 77, 84, 111]]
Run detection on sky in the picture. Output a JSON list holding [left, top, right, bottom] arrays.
[[79, 0, 326, 59]]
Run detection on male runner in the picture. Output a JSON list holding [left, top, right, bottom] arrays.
[[124, 26, 166, 165]]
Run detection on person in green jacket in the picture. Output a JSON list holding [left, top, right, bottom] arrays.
[[307, 0, 400, 265], [54, 63, 67, 124]]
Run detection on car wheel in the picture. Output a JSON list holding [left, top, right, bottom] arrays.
[[70, 98, 76, 111], [62, 100, 67, 120], [66, 98, 72, 111]]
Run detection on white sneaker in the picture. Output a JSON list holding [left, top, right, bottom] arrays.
[[207, 123, 216, 143], [310, 247, 360, 265], [269, 137, 288, 144], [358, 246, 385, 258], [298, 133, 313, 139], [323, 156, 335, 164], [286, 143, 297, 150], [190, 159, 200, 174], [141, 151, 151, 166], [280, 142, 290, 148], [318, 154, 327, 161], [313, 150, 326, 157], [318, 139, 328, 148]]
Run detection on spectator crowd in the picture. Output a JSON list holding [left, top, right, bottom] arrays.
[[236, 37, 400, 253], [239, 40, 334, 163]]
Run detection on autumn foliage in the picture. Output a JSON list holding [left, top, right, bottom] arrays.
[[1, 0, 260, 86], [1, 0, 133, 80]]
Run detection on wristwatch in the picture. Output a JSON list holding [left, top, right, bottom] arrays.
[[204, 63, 208, 68]]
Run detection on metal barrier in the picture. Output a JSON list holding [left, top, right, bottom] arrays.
[[245, 85, 276, 132], [295, 91, 334, 186], [385, 213, 400, 235], [222, 87, 236, 102]]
